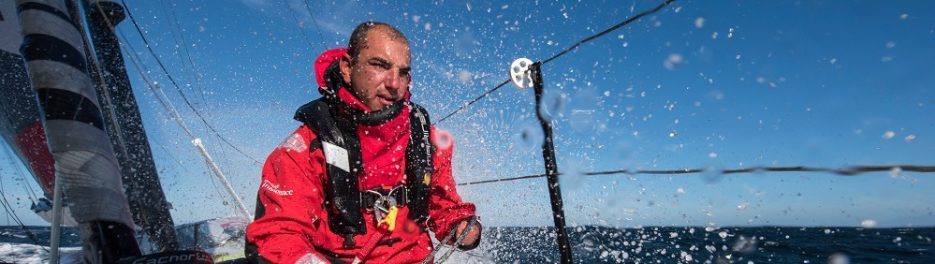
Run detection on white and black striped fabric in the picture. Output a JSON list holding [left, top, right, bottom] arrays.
[[15, 0, 134, 228]]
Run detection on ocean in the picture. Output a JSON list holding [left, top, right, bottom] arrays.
[[1, 225, 933, 263]]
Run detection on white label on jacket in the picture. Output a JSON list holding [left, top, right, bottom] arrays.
[[322, 141, 350, 172], [278, 133, 307, 152]]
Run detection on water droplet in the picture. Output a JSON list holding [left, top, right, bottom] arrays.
[[702, 163, 725, 184], [569, 109, 595, 132], [882, 131, 896, 139], [664, 53, 684, 70], [432, 129, 453, 151], [732, 235, 757, 254], [828, 253, 850, 264], [694, 17, 705, 28], [539, 89, 567, 121], [581, 233, 597, 252], [890, 167, 902, 178], [860, 219, 877, 228], [515, 123, 543, 150]]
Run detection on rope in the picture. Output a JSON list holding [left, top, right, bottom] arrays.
[[119, 1, 263, 165], [159, 0, 210, 106], [421, 216, 479, 264], [437, 0, 677, 123], [303, 0, 327, 45], [283, 0, 316, 49], [458, 165, 935, 186], [0, 152, 45, 249]]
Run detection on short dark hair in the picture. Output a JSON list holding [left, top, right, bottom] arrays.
[[347, 21, 409, 62]]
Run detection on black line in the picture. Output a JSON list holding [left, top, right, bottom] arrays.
[[458, 173, 546, 186], [161, 0, 210, 106], [119, 0, 263, 165], [36, 88, 106, 130], [458, 165, 935, 186], [542, 0, 675, 64], [303, 0, 327, 45], [437, 0, 676, 123], [283, 0, 315, 49], [21, 33, 87, 72], [437, 79, 510, 123]]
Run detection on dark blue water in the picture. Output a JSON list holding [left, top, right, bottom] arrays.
[[0, 226, 81, 247], [482, 226, 935, 263], [2, 226, 933, 263]]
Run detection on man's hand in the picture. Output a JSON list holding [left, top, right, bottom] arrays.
[[450, 219, 481, 248]]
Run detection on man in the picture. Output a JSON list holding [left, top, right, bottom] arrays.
[[246, 21, 481, 264]]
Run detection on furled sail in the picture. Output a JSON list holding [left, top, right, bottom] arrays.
[[13, 0, 142, 261]]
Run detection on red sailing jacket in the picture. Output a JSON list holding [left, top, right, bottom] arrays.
[[245, 49, 477, 263]]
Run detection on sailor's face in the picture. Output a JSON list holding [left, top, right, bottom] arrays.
[[341, 29, 411, 111]]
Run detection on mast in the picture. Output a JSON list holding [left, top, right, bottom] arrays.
[[80, 0, 179, 252], [14, 0, 142, 262], [530, 63, 573, 264]]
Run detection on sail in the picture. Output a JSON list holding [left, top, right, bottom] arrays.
[[13, 0, 143, 261], [80, 0, 179, 252], [0, 0, 55, 203]]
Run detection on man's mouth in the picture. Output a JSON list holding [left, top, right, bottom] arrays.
[[377, 95, 396, 106]]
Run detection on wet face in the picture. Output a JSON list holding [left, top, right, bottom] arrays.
[[340, 28, 411, 111]]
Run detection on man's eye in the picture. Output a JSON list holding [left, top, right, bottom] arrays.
[[369, 61, 390, 69]]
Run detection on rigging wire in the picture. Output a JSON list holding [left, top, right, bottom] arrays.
[[107, 3, 253, 217], [157, 0, 243, 172], [1, 146, 40, 201], [437, 0, 677, 123], [436, 80, 510, 123], [458, 165, 935, 186], [119, 0, 263, 165], [0, 150, 45, 248], [154, 139, 196, 178], [283, 0, 317, 49], [115, 26, 235, 207], [159, 0, 210, 106], [302, 0, 327, 45]]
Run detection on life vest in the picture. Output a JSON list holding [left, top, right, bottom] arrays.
[[293, 61, 433, 247]]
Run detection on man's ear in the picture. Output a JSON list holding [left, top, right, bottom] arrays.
[[339, 53, 353, 84]]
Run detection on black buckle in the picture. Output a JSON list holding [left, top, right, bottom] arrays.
[[360, 186, 408, 210]]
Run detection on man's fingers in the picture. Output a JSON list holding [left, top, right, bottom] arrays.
[[453, 220, 479, 246]]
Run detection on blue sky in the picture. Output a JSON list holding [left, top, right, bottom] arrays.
[[2, 0, 934, 228]]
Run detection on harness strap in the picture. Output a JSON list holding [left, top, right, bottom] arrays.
[[297, 99, 366, 238], [294, 99, 435, 247]]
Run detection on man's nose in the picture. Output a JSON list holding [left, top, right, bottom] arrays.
[[384, 71, 407, 91]]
